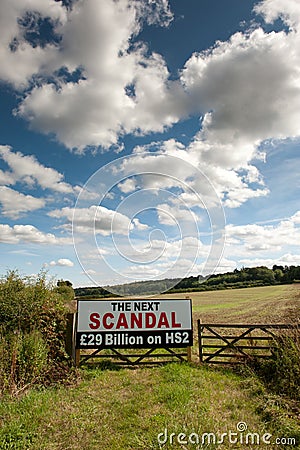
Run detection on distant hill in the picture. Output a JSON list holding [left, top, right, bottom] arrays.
[[75, 264, 300, 298]]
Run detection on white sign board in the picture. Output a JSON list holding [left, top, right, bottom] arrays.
[[76, 299, 193, 349]]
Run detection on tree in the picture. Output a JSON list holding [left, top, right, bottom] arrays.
[[55, 279, 74, 303]]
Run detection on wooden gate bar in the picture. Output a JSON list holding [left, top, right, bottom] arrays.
[[197, 320, 297, 364], [76, 347, 190, 366]]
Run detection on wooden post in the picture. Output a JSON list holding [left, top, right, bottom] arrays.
[[198, 319, 203, 363], [75, 349, 80, 367], [65, 313, 76, 364], [187, 346, 192, 362]]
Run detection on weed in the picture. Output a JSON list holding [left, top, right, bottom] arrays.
[[248, 325, 300, 401], [0, 270, 74, 396]]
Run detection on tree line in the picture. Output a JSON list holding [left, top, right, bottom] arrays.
[[75, 264, 300, 298]]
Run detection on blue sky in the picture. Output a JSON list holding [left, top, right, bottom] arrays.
[[0, 0, 300, 289]]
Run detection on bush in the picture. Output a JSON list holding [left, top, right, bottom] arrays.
[[249, 325, 300, 400], [0, 331, 48, 395], [0, 270, 74, 396]]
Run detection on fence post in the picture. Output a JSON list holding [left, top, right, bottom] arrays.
[[187, 346, 192, 362], [198, 319, 203, 363], [65, 313, 76, 365], [75, 349, 80, 367]]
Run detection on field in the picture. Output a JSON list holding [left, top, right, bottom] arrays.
[[0, 285, 299, 450], [161, 284, 300, 324]]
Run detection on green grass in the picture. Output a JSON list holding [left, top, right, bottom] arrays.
[[1, 285, 299, 449], [1, 363, 299, 450], [160, 284, 300, 323]]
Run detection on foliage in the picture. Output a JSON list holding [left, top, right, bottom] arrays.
[[0, 270, 73, 396], [0, 364, 299, 449], [55, 279, 75, 304], [248, 325, 300, 401], [0, 330, 48, 396], [75, 264, 300, 297]]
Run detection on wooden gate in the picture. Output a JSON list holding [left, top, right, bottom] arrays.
[[76, 346, 191, 367], [197, 320, 295, 364], [65, 313, 192, 367]]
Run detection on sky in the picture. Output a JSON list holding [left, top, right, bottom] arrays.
[[0, 0, 300, 291]]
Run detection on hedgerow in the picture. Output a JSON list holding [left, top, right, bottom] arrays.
[[0, 270, 74, 396]]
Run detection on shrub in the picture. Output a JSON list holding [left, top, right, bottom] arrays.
[[0, 331, 48, 395], [0, 270, 74, 396], [249, 325, 300, 400]]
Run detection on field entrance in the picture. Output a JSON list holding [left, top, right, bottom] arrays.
[[197, 321, 296, 364], [76, 346, 191, 367]]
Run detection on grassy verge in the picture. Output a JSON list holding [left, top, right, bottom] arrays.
[[1, 285, 299, 449], [0, 363, 299, 449]]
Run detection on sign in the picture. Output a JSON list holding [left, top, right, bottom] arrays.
[[76, 299, 193, 349]]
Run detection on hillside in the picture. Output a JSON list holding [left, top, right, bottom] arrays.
[[75, 264, 300, 298]]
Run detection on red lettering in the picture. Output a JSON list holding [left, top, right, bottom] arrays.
[[131, 313, 142, 328], [89, 312, 100, 330], [103, 312, 114, 329], [116, 313, 129, 329], [157, 312, 170, 328], [145, 312, 156, 328], [171, 312, 181, 328]]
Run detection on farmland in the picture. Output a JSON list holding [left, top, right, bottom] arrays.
[[0, 285, 299, 450], [161, 283, 300, 324]]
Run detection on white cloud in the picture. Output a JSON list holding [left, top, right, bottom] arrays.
[[118, 178, 137, 194], [131, 218, 149, 231], [0, 0, 66, 88], [0, 0, 299, 203], [49, 258, 74, 267], [225, 212, 300, 256], [0, 0, 300, 161], [181, 26, 300, 148], [223, 186, 269, 209], [0, 168, 14, 185], [120, 141, 266, 209], [82, 269, 97, 276], [156, 203, 199, 226], [0, 186, 45, 218], [6, 0, 177, 151], [49, 205, 148, 236], [0, 224, 71, 245], [0, 145, 73, 193], [239, 254, 300, 268], [118, 150, 198, 190], [254, 0, 300, 31]]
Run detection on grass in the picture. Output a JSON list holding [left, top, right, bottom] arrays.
[[1, 363, 299, 449], [159, 284, 300, 362], [160, 284, 300, 324], [1, 285, 299, 449]]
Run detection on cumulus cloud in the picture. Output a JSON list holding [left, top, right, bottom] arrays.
[[0, 224, 71, 244], [0, 0, 66, 88], [118, 140, 267, 209], [225, 211, 300, 254], [0, 0, 177, 151], [156, 203, 199, 226], [49, 205, 148, 236], [240, 253, 300, 268], [49, 258, 74, 267], [0, 145, 73, 193], [0, 186, 45, 218], [254, 0, 300, 31], [181, 27, 300, 144], [118, 178, 137, 194], [0, 0, 299, 193], [1, 0, 300, 216]]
